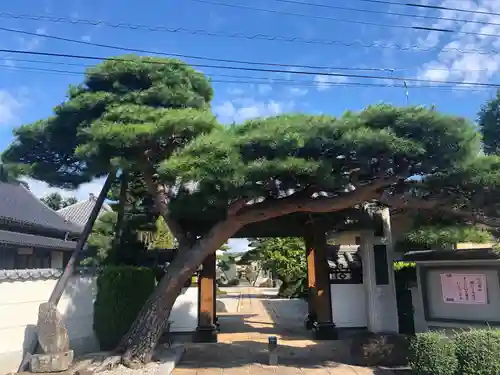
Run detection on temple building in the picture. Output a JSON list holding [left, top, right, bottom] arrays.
[[0, 181, 82, 270], [57, 193, 113, 228]]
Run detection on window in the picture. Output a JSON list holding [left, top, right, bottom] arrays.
[[15, 248, 51, 269], [0, 247, 15, 269], [373, 244, 389, 285]]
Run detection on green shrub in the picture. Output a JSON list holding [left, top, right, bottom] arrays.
[[93, 266, 156, 350], [455, 329, 500, 375], [408, 332, 457, 375]]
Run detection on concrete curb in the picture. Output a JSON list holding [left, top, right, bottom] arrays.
[[154, 346, 185, 375]]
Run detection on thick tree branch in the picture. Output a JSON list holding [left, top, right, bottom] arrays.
[[228, 198, 250, 216], [138, 153, 189, 246], [236, 178, 396, 225], [381, 194, 500, 227]]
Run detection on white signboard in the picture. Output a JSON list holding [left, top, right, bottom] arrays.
[[440, 273, 487, 304]]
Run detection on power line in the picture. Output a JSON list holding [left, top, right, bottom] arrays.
[[0, 26, 395, 72], [263, 0, 500, 29], [0, 12, 498, 56], [0, 63, 493, 92], [340, 0, 500, 19], [1, 41, 495, 76], [4, 26, 494, 74], [190, 0, 500, 38], [0, 47, 499, 88]]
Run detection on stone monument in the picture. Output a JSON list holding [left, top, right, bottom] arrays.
[[29, 302, 74, 373]]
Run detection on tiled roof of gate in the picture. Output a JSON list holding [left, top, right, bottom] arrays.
[[0, 229, 78, 250], [0, 182, 82, 234], [57, 194, 112, 228], [327, 245, 362, 269]]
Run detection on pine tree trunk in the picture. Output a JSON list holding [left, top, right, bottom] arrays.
[[117, 220, 240, 368]]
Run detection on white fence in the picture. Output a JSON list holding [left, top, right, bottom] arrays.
[[0, 269, 198, 374]]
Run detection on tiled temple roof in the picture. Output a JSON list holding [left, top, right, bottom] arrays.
[[57, 193, 112, 228], [0, 229, 78, 250], [0, 182, 82, 234]]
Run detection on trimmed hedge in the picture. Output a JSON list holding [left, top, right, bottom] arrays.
[[409, 332, 457, 375], [455, 329, 500, 375], [409, 329, 500, 375], [93, 266, 156, 350]]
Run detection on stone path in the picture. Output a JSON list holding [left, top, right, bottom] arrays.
[[173, 287, 394, 375]]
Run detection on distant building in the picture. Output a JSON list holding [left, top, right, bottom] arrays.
[[0, 181, 82, 269], [57, 193, 113, 228]]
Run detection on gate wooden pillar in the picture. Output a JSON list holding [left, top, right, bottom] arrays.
[[304, 222, 338, 340], [194, 252, 217, 342]]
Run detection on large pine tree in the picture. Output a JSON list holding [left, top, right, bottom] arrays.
[[4, 56, 500, 367]]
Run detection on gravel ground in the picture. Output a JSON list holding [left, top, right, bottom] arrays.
[[99, 362, 160, 375]]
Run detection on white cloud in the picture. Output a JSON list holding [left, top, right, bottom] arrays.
[[258, 84, 273, 95], [22, 177, 106, 201], [214, 98, 295, 124], [227, 238, 250, 253], [0, 90, 21, 125], [17, 28, 47, 52], [288, 87, 309, 96], [313, 74, 348, 91], [227, 87, 245, 96], [415, 0, 500, 84], [3, 59, 15, 68]]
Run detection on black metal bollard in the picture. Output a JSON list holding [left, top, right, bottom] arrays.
[[268, 336, 278, 365]]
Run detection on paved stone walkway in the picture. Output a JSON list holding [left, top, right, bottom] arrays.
[[173, 287, 394, 375]]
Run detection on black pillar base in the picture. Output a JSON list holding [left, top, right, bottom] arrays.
[[304, 313, 316, 330], [193, 325, 218, 343], [313, 322, 338, 340]]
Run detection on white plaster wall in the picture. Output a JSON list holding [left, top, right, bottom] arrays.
[[410, 286, 428, 333], [168, 287, 198, 332], [0, 275, 98, 375], [0, 277, 199, 374], [330, 284, 368, 328]]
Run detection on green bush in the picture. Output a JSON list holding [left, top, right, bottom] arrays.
[[409, 332, 457, 375], [93, 266, 156, 350], [455, 329, 500, 375]]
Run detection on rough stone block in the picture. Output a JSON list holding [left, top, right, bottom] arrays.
[[349, 332, 410, 367], [30, 350, 74, 373], [37, 302, 70, 353]]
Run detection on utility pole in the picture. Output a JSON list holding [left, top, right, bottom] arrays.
[[404, 80, 409, 106]]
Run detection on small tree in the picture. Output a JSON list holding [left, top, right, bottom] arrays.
[[478, 90, 500, 156], [41, 192, 78, 210], [246, 237, 306, 295]]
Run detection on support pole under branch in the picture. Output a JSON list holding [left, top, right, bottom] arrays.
[[17, 169, 117, 372]]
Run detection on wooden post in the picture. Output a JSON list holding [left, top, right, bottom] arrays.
[[194, 252, 217, 342], [304, 222, 337, 340], [304, 232, 317, 330]]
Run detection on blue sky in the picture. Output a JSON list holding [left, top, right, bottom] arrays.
[[0, 0, 498, 252]]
